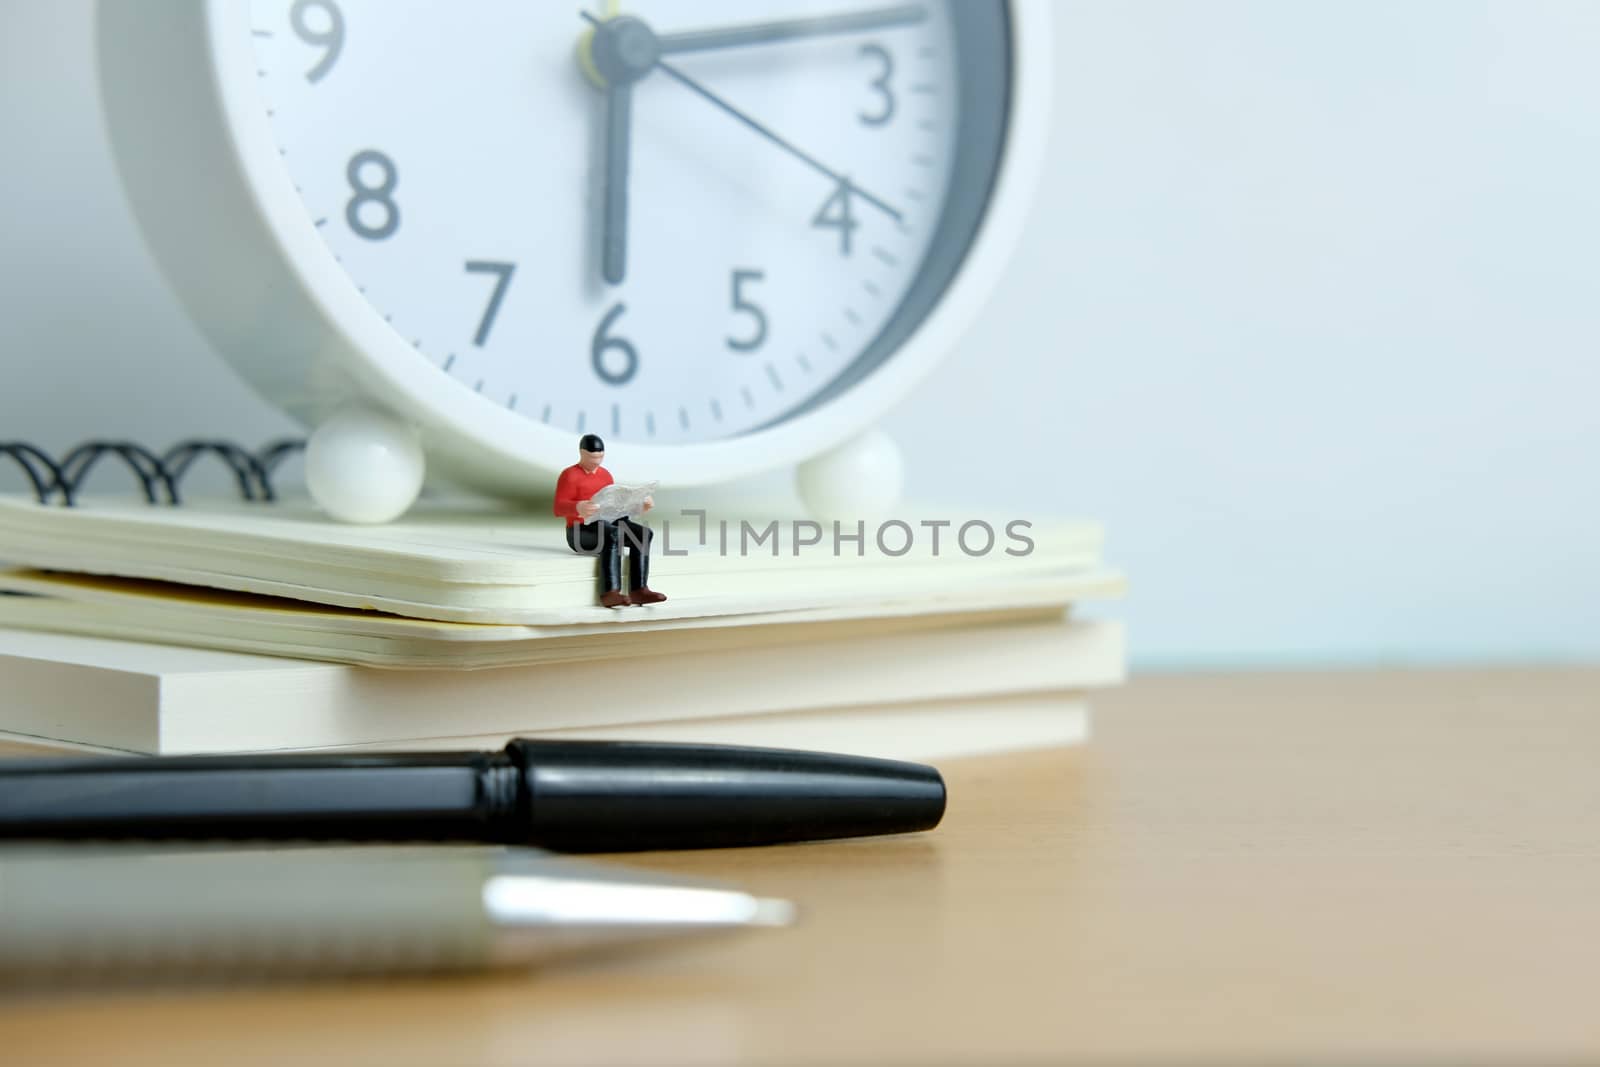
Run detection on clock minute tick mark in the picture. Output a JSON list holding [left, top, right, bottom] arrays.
[[679, 407, 690, 430], [765, 363, 784, 392], [821, 333, 839, 351], [542, 404, 552, 423], [871, 246, 899, 268], [796, 353, 812, 374], [710, 399, 724, 422], [443, 354, 456, 371], [740, 386, 755, 409], [612, 404, 620, 435], [645, 412, 656, 436], [843, 308, 862, 326]]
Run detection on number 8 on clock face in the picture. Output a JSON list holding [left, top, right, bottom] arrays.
[[97, 1, 1047, 492]]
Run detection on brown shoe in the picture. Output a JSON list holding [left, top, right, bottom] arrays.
[[628, 587, 667, 605], [599, 589, 630, 608]]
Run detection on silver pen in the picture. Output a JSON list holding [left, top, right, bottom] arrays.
[[0, 845, 794, 982]]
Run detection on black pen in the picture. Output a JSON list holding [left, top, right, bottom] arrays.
[[0, 739, 946, 851]]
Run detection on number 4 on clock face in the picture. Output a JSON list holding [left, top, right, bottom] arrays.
[[812, 180, 861, 257]]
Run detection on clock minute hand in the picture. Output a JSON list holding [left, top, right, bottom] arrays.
[[656, 3, 927, 54], [652, 58, 903, 223]]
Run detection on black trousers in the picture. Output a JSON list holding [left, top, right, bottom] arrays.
[[567, 519, 652, 595]]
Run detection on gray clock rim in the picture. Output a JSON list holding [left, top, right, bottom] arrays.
[[747, 0, 1012, 435]]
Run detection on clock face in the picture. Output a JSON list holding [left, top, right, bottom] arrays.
[[245, 0, 1008, 446]]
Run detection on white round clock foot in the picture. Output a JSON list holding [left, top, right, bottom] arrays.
[[796, 428, 905, 520], [304, 406, 426, 524]]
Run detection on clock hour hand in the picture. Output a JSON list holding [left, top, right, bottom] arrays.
[[656, 4, 927, 55]]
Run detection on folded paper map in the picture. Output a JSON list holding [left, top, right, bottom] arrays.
[[583, 482, 658, 524]]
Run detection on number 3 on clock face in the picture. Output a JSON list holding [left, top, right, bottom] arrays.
[[247, 0, 1011, 444]]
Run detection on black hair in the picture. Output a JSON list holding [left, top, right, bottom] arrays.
[[579, 434, 605, 453]]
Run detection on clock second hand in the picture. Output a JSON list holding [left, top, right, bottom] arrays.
[[653, 59, 902, 222], [578, 11, 903, 225]]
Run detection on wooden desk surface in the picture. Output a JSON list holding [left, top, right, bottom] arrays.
[[5, 668, 1600, 1065]]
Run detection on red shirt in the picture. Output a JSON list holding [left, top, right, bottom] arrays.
[[553, 463, 614, 527]]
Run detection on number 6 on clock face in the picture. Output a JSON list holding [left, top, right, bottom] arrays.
[[95, 0, 1046, 489]]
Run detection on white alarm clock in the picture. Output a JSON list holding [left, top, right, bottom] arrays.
[[97, 0, 1050, 521]]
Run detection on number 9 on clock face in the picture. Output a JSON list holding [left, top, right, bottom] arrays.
[[248, 0, 1010, 445]]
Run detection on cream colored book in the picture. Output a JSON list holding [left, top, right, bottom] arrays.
[[0, 567, 1124, 669], [0, 619, 1125, 754], [0, 495, 1108, 624], [0, 693, 1093, 764]]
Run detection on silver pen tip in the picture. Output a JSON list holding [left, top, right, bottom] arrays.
[[479, 871, 796, 965], [483, 873, 796, 930]]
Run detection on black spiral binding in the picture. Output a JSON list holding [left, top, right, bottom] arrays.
[[0, 439, 306, 507]]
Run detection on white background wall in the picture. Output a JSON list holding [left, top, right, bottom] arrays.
[[2, 1, 1597, 668]]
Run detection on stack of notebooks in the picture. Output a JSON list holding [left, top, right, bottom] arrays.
[[0, 493, 1125, 761]]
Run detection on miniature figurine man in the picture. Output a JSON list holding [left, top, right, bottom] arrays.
[[553, 434, 667, 608]]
